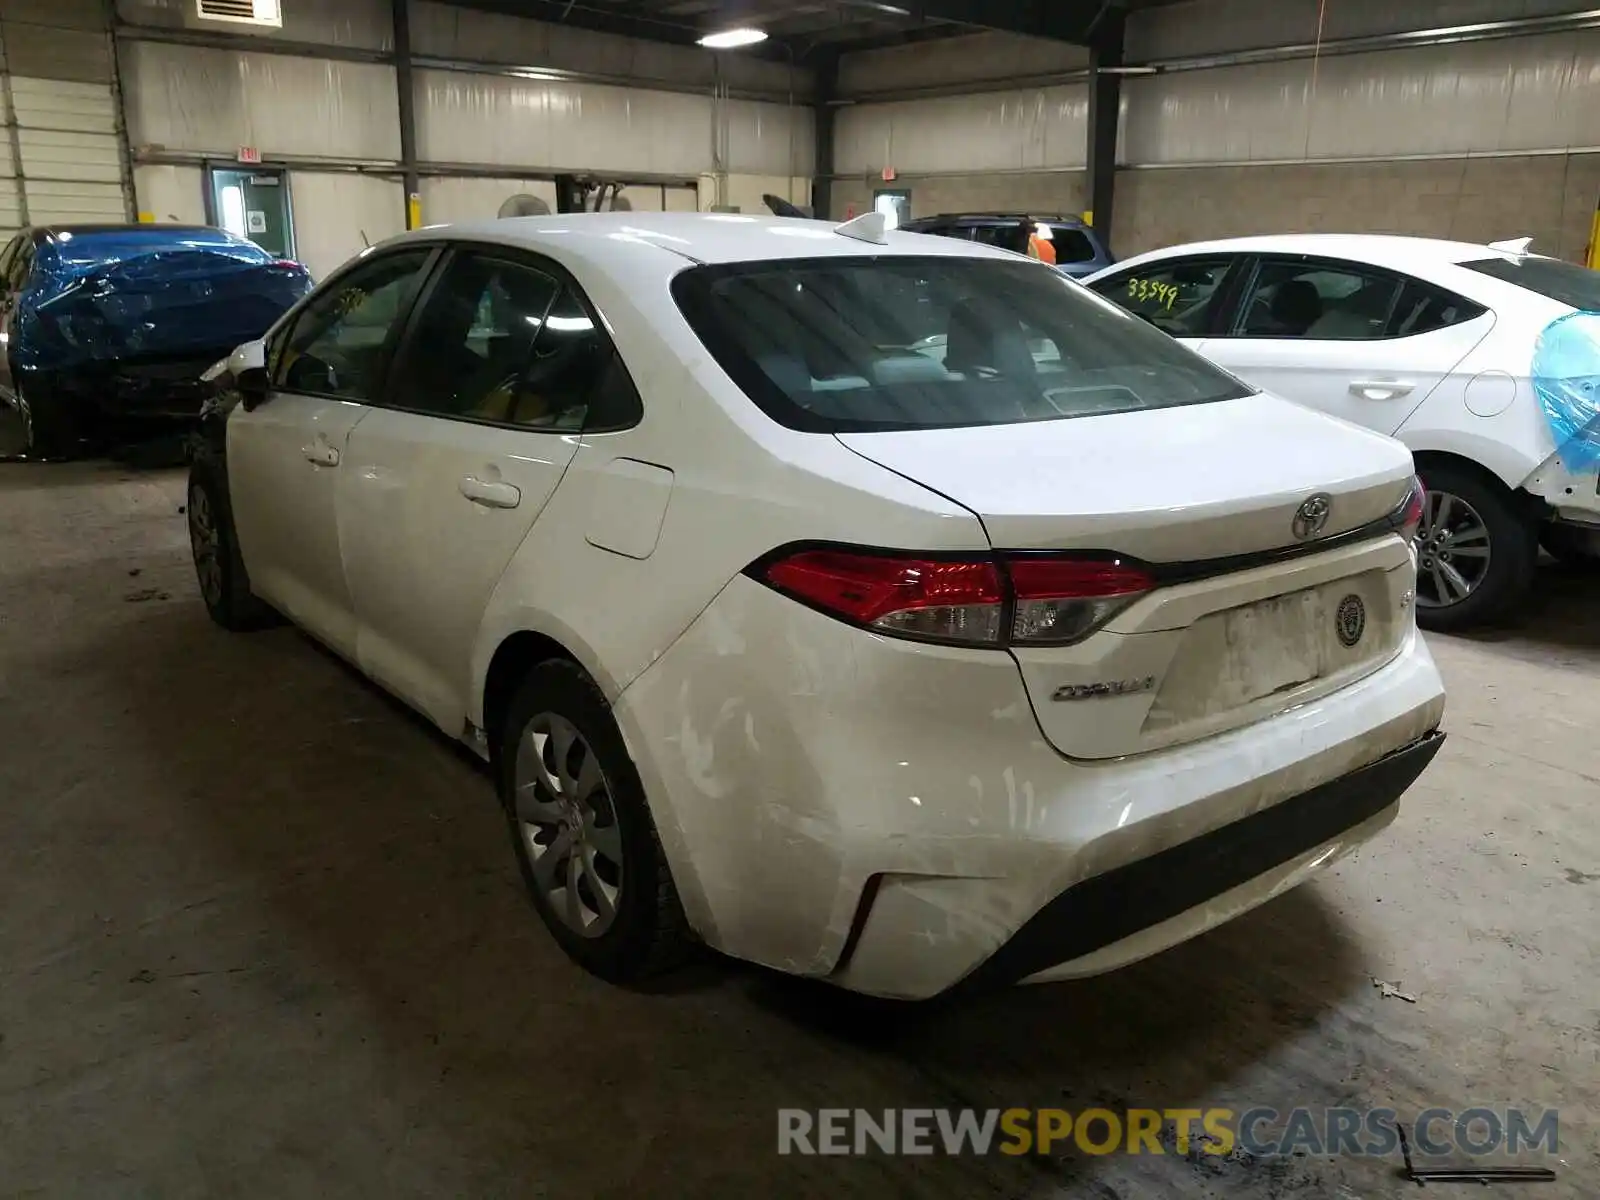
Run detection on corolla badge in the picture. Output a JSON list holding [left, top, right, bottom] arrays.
[[1052, 676, 1156, 702], [1292, 493, 1333, 541]]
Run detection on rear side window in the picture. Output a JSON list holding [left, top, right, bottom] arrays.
[[1236, 260, 1401, 340], [1049, 228, 1097, 264], [1461, 256, 1600, 310], [671, 255, 1251, 434], [1387, 279, 1486, 337]]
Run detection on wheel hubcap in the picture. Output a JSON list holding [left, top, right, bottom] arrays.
[[188, 486, 224, 607], [1413, 489, 1491, 609], [514, 713, 622, 939]]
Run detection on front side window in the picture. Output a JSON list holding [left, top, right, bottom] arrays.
[[275, 249, 432, 399], [672, 255, 1252, 433], [1091, 256, 1234, 338], [1235, 259, 1402, 340], [1461, 255, 1600, 311]]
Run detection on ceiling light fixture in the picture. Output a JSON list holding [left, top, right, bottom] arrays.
[[698, 27, 768, 48]]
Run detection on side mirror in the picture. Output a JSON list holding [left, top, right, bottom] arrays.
[[237, 366, 270, 410]]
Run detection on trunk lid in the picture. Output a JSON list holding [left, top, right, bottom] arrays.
[[838, 392, 1419, 759]]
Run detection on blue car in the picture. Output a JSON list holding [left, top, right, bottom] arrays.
[[899, 213, 1116, 278], [0, 224, 313, 458]]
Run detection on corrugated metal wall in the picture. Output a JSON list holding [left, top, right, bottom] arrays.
[[826, 4, 1600, 262], [115, 0, 813, 278], [0, 0, 129, 240]]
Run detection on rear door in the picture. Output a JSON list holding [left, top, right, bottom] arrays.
[[337, 246, 629, 734], [227, 246, 437, 657], [1201, 255, 1494, 434], [1087, 254, 1244, 351]]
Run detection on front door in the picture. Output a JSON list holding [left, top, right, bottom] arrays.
[[338, 248, 608, 733], [1201, 256, 1495, 435], [227, 246, 436, 657], [210, 167, 295, 260]]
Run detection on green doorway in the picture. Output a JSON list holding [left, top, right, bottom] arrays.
[[207, 166, 295, 259]]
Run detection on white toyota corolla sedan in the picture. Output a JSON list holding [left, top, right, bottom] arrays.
[[1086, 235, 1600, 630], [188, 212, 1445, 1000]]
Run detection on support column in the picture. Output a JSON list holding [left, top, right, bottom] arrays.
[[811, 50, 839, 221], [393, 0, 421, 229], [1085, 14, 1124, 251]]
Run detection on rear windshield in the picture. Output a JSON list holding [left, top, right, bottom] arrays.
[[671, 256, 1251, 433], [49, 227, 271, 269], [1460, 256, 1600, 311]]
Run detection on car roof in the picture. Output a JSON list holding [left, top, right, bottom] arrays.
[[908, 213, 1085, 226], [387, 211, 1028, 273], [1120, 233, 1512, 271]]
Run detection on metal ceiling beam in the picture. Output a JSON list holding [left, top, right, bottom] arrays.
[[830, 0, 1117, 45]]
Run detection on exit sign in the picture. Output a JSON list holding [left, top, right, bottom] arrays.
[[881, 166, 897, 182], [237, 146, 262, 164]]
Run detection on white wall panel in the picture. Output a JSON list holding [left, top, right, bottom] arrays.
[[289, 173, 405, 282], [836, 86, 1088, 176], [409, 0, 805, 96], [725, 100, 813, 177], [122, 41, 401, 160], [839, 32, 1087, 96], [418, 176, 558, 224], [8, 76, 117, 133], [134, 163, 207, 223], [117, 0, 394, 52], [415, 68, 707, 173], [1128, 0, 1593, 61], [1123, 29, 1600, 165], [714, 175, 813, 215]]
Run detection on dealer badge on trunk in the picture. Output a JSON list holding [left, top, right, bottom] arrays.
[[1336, 594, 1367, 647]]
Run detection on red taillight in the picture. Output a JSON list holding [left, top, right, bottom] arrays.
[[1008, 556, 1155, 645], [757, 548, 1153, 647], [1399, 475, 1426, 544], [272, 259, 304, 271], [764, 550, 1004, 644]]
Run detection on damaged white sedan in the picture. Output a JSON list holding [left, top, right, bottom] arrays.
[[188, 211, 1445, 1000]]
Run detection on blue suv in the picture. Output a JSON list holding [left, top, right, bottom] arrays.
[[899, 213, 1115, 278]]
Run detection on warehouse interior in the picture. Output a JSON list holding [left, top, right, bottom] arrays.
[[1, 0, 1598, 1195]]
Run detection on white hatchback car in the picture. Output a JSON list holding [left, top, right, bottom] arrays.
[[188, 212, 1445, 1000], [1086, 235, 1600, 630]]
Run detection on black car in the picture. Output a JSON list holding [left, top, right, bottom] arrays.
[[899, 213, 1115, 278], [0, 223, 313, 459]]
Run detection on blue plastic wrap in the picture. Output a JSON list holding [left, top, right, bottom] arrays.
[[1532, 311, 1600, 472], [15, 227, 311, 377]]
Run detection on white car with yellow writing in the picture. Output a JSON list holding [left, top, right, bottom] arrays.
[[1088, 235, 1600, 630]]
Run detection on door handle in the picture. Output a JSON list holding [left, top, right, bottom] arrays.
[[303, 442, 340, 467], [459, 475, 521, 509], [1349, 379, 1416, 401]]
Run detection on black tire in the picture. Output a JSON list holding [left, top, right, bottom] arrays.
[[1541, 523, 1600, 568], [186, 460, 278, 631], [17, 379, 81, 460], [498, 659, 694, 984], [1415, 461, 1538, 632]]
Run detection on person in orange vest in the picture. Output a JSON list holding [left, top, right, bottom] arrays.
[[1023, 219, 1058, 266]]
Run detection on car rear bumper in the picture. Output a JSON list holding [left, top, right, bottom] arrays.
[[959, 730, 1441, 990], [614, 574, 1446, 1000]]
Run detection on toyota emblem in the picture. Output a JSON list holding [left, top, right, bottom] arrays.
[[1292, 494, 1332, 541], [1335, 594, 1366, 647]]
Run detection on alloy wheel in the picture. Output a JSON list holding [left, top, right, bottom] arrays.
[[514, 712, 623, 939], [1414, 489, 1492, 609], [187, 485, 225, 608]]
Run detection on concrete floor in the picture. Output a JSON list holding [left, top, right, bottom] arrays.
[[1, 428, 1596, 1198]]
